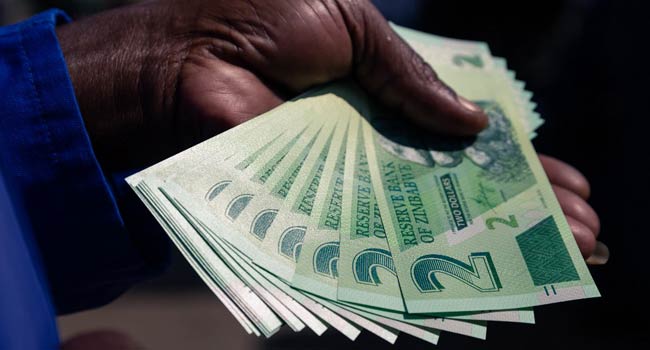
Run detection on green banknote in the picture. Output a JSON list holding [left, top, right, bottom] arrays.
[[393, 24, 542, 138], [162, 115, 337, 282], [284, 114, 464, 341], [248, 114, 344, 281], [400, 25, 540, 322], [137, 160, 364, 339], [335, 120, 490, 339], [134, 181, 282, 337], [137, 86, 333, 186], [336, 113, 531, 326], [290, 117, 350, 299], [167, 186, 414, 343], [336, 26, 537, 323], [342, 302, 487, 339], [337, 112, 404, 310], [255, 85, 524, 337], [157, 87, 485, 341], [126, 97, 338, 336], [122, 22, 602, 344], [310, 294, 441, 346], [165, 189, 366, 339], [362, 70, 598, 313], [151, 180, 362, 339], [253, 88, 498, 338], [153, 97, 432, 340], [130, 100, 353, 336]]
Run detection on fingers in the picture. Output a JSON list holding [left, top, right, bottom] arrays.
[[541, 154, 608, 264], [554, 185, 608, 264], [339, 0, 489, 135], [539, 154, 591, 199], [566, 215, 609, 265], [586, 241, 610, 265], [565, 216, 597, 259], [552, 185, 600, 236]]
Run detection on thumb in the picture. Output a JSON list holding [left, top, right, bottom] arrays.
[[340, 1, 489, 136]]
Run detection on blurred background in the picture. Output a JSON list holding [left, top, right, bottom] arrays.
[[2, 0, 643, 348]]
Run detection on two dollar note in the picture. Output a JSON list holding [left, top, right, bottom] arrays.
[[127, 25, 598, 344]]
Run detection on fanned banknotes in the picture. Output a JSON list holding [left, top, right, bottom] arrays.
[[126, 24, 597, 344]]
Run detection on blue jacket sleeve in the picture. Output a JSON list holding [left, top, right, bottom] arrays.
[[0, 168, 59, 350], [0, 8, 169, 325]]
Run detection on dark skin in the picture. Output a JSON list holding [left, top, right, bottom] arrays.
[[55, 0, 604, 262]]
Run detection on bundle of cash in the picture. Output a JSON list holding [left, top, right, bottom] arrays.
[[127, 25, 599, 344]]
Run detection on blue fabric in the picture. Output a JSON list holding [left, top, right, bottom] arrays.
[[0, 9, 168, 349], [0, 164, 59, 350]]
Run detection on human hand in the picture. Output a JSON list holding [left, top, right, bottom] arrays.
[[539, 154, 608, 264], [56, 1, 603, 264], [56, 0, 488, 171]]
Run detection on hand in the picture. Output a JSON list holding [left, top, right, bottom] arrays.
[[539, 154, 608, 264], [56, 0, 488, 171]]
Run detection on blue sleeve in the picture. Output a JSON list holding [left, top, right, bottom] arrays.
[[0, 8, 169, 324], [0, 169, 59, 350]]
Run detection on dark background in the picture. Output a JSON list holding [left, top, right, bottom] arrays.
[[3, 0, 644, 348]]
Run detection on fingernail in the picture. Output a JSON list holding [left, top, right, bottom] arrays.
[[586, 241, 609, 265], [457, 96, 482, 113]]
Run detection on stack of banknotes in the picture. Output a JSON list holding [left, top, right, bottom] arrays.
[[127, 25, 599, 344]]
